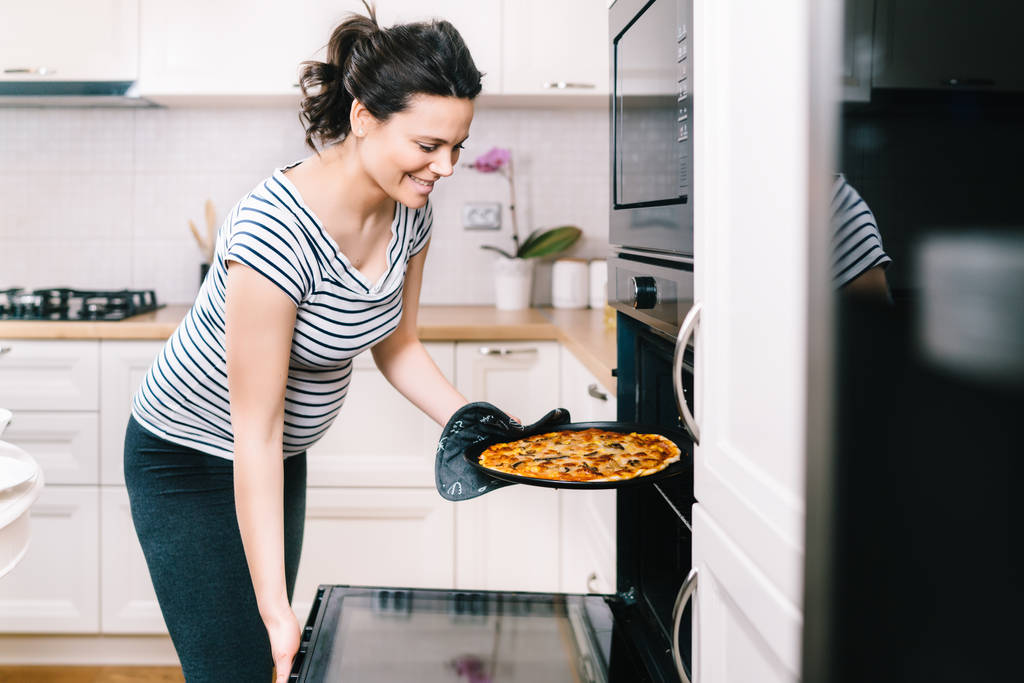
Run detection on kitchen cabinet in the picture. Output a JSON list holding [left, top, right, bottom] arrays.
[[500, 0, 609, 96], [137, 0, 502, 101], [0, 486, 100, 633], [306, 343, 453, 488], [453, 340, 562, 592], [690, 0, 808, 679], [291, 488, 455, 619], [100, 487, 165, 634], [0, 1, 138, 84], [841, 0, 874, 102], [0, 340, 99, 411], [871, 0, 1024, 93], [99, 340, 164, 486], [558, 346, 616, 594], [0, 412, 98, 485]]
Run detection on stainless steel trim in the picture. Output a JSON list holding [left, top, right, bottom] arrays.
[[674, 302, 701, 443], [587, 383, 609, 401], [672, 567, 698, 683], [3, 66, 55, 75], [612, 245, 696, 265], [478, 346, 538, 356], [0, 345, 11, 356]]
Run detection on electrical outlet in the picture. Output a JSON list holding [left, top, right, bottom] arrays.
[[462, 202, 501, 230]]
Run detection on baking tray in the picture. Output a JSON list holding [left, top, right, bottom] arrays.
[[462, 421, 693, 490]]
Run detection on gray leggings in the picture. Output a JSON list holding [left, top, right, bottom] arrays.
[[124, 416, 306, 683]]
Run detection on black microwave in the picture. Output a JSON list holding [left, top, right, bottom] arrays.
[[610, 0, 693, 258]]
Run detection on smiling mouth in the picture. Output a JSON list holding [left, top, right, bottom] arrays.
[[407, 174, 435, 187]]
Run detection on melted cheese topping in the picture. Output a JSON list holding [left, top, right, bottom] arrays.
[[478, 428, 681, 482]]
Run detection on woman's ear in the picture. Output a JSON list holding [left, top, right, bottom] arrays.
[[349, 99, 375, 138]]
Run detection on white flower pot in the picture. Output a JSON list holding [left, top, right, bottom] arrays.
[[493, 257, 534, 310]]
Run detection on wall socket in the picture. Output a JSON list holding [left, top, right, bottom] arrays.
[[462, 201, 502, 230]]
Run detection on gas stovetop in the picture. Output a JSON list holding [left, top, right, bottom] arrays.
[[0, 288, 163, 321]]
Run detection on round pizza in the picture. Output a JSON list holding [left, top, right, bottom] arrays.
[[477, 428, 681, 483]]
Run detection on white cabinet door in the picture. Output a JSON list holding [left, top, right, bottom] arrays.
[[558, 347, 616, 594], [137, 0, 360, 98], [99, 488, 166, 634], [0, 0, 138, 83], [692, 504, 800, 683], [0, 340, 99, 411], [377, 0, 501, 94], [308, 343, 453, 487], [291, 488, 455, 618], [501, 0, 608, 96], [99, 341, 163, 486], [453, 340, 561, 592], [0, 487, 100, 633], [0, 412, 99, 485], [691, 0, 812, 678]]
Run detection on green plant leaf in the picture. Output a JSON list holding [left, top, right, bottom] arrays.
[[517, 225, 582, 259], [480, 244, 516, 259], [517, 227, 547, 255]]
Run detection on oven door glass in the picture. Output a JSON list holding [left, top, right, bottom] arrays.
[[293, 587, 662, 683]]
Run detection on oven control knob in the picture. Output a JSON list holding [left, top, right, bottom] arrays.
[[631, 276, 658, 309]]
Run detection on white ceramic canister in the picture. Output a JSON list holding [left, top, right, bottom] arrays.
[[552, 258, 589, 309], [589, 259, 608, 309], [493, 256, 535, 310]]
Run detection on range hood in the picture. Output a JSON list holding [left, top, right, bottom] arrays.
[[0, 79, 156, 108]]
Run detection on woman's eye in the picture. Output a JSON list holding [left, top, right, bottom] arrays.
[[418, 144, 437, 153]]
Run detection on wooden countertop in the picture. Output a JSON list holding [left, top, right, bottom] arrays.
[[0, 305, 618, 392]]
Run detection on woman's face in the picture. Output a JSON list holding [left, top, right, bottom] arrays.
[[357, 94, 474, 209]]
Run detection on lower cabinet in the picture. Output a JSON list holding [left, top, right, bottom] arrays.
[[291, 488, 455, 618], [0, 486, 100, 633]]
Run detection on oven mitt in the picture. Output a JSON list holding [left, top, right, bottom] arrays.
[[435, 402, 572, 501]]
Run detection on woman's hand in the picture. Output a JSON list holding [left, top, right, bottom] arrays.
[[266, 606, 301, 683]]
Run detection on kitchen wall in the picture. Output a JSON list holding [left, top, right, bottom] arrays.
[[0, 104, 609, 305]]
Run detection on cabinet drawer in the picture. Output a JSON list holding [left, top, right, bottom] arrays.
[[291, 488, 455, 619], [99, 341, 163, 486], [0, 487, 100, 633], [454, 340, 560, 423], [0, 340, 99, 411], [0, 412, 99, 485]]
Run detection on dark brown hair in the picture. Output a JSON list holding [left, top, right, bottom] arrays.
[[298, 1, 483, 152]]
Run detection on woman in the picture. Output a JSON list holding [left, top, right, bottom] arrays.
[[124, 5, 481, 681]]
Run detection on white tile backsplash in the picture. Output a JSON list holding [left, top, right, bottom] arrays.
[[0, 104, 609, 305]]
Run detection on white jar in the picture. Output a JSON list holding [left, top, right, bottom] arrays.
[[552, 258, 589, 309], [589, 259, 608, 309]]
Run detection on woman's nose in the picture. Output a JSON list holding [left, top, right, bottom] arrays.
[[430, 154, 454, 177]]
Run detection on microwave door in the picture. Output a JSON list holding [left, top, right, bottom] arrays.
[[290, 586, 679, 683]]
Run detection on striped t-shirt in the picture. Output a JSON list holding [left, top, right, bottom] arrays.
[[131, 161, 433, 460], [831, 174, 892, 288]]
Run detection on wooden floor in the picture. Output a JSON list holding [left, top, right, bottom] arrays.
[[0, 668, 184, 683]]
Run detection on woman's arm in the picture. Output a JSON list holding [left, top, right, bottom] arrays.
[[224, 261, 300, 682], [372, 240, 469, 425]]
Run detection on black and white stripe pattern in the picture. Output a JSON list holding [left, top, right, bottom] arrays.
[[831, 174, 892, 288], [132, 162, 432, 460]]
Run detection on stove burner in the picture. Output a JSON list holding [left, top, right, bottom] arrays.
[[0, 288, 163, 321]]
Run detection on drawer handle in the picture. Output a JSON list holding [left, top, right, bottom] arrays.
[[672, 567, 698, 683], [587, 383, 608, 401], [543, 81, 596, 89], [0, 345, 11, 356], [586, 571, 600, 593], [478, 347, 538, 356], [3, 66, 56, 75]]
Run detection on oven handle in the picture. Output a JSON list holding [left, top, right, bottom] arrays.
[[674, 302, 701, 443], [672, 566, 699, 683]]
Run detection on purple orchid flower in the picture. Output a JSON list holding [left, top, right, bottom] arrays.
[[451, 654, 491, 683], [470, 147, 511, 173]]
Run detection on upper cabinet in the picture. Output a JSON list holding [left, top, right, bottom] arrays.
[[501, 0, 608, 96], [136, 0, 603, 102], [871, 0, 1024, 93], [0, 0, 138, 83], [136, 0, 350, 99]]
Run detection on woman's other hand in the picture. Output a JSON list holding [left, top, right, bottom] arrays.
[[267, 606, 301, 683]]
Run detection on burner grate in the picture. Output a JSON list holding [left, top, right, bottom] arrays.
[[0, 287, 162, 321]]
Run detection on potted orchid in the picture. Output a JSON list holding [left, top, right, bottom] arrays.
[[466, 147, 581, 309]]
